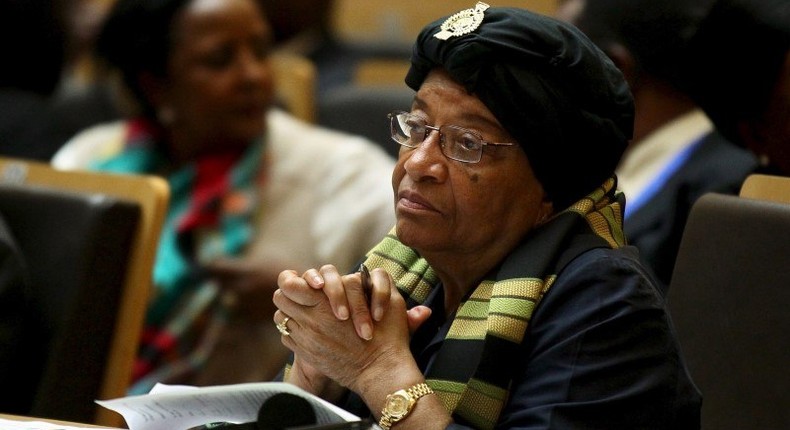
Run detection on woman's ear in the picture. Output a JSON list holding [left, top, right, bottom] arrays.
[[138, 70, 169, 110], [737, 120, 769, 161], [139, 71, 177, 124]]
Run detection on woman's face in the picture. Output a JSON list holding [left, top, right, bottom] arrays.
[[392, 69, 553, 261], [162, 0, 274, 155]]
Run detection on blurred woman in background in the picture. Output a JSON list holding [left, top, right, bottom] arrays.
[[53, 0, 395, 394]]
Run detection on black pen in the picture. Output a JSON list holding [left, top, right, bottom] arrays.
[[358, 263, 372, 305]]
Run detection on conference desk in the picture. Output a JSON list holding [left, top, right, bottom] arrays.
[[0, 414, 120, 429]]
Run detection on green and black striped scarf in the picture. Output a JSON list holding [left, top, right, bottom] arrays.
[[361, 177, 625, 429]]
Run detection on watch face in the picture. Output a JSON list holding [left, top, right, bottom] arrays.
[[387, 393, 410, 417]]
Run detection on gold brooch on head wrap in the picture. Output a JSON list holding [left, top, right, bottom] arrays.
[[434, 2, 490, 40]]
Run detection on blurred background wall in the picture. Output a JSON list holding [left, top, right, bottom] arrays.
[[331, 0, 558, 44]]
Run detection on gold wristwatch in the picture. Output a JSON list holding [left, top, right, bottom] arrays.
[[379, 383, 434, 429]]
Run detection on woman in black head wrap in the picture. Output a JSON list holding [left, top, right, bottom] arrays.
[[273, 4, 701, 429]]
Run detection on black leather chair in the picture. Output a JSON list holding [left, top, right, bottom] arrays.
[[668, 193, 790, 429], [0, 156, 169, 427], [0, 184, 140, 422]]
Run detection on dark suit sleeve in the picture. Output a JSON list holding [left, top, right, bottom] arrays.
[[491, 247, 700, 430]]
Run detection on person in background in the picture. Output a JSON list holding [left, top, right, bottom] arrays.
[[0, 0, 68, 160], [0, 0, 122, 161], [45, 0, 123, 152], [273, 4, 700, 429], [556, 0, 757, 288], [680, 0, 790, 175], [52, 0, 395, 394]]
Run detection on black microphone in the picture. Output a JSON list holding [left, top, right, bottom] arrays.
[[257, 393, 375, 429], [187, 392, 373, 430], [185, 393, 315, 430], [257, 392, 317, 429]]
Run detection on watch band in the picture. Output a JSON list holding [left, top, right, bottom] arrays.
[[379, 383, 434, 429], [406, 382, 434, 399]]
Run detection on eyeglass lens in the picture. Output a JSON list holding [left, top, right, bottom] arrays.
[[390, 113, 483, 163]]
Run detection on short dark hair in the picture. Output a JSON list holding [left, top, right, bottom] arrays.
[[680, 0, 790, 144], [95, 0, 193, 113], [572, 0, 714, 87]]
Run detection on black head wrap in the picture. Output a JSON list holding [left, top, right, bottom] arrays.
[[680, 0, 790, 146], [405, 4, 634, 209]]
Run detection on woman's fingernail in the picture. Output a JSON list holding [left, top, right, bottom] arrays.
[[360, 323, 373, 340], [337, 305, 349, 320], [373, 307, 383, 321]]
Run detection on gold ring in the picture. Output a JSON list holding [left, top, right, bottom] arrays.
[[276, 316, 291, 336]]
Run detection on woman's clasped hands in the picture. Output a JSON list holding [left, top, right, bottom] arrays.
[[272, 265, 431, 403]]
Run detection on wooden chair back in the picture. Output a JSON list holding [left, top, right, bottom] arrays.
[[0, 157, 168, 427], [271, 53, 317, 123], [739, 173, 790, 204]]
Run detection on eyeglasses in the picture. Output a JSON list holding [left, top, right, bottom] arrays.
[[388, 111, 516, 163]]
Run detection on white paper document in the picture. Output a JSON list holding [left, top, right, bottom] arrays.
[[0, 418, 113, 430], [96, 382, 360, 430]]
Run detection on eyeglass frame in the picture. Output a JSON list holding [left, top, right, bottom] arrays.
[[387, 110, 517, 163]]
